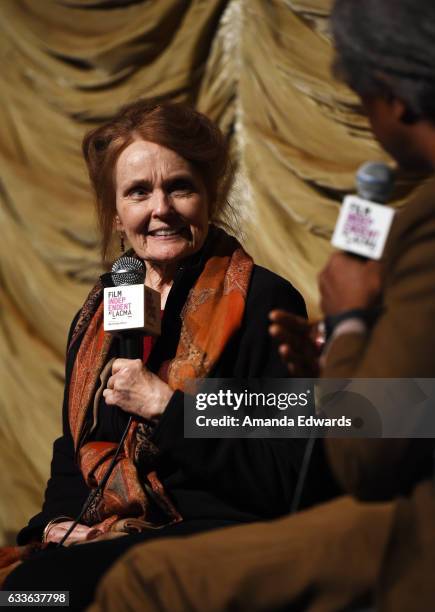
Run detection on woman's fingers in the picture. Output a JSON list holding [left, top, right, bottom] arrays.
[[102, 388, 117, 405], [103, 358, 172, 419], [111, 358, 142, 374], [45, 521, 93, 545]]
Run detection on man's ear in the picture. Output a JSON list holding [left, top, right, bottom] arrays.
[[393, 98, 419, 125]]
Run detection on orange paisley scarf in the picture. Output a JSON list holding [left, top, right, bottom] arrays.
[[67, 227, 254, 532]]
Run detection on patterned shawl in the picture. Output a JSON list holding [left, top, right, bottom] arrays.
[[67, 227, 254, 533]]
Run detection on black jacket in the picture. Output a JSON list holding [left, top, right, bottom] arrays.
[[18, 260, 338, 544]]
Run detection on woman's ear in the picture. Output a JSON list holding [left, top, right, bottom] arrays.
[[114, 215, 124, 231]]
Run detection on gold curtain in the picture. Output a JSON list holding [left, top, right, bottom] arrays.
[[0, 0, 392, 545]]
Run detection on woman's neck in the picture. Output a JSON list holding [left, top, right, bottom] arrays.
[[144, 261, 178, 309]]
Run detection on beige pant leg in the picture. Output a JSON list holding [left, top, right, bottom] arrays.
[[88, 496, 394, 612], [378, 480, 435, 612]]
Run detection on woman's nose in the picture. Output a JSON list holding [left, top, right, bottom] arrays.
[[150, 190, 172, 217]]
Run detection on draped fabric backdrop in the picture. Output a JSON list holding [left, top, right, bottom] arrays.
[[0, 0, 409, 545]]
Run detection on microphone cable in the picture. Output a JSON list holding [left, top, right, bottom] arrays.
[[290, 425, 317, 514], [57, 255, 146, 547], [57, 415, 133, 547]]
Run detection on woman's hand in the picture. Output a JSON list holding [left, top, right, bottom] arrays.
[[269, 310, 321, 377], [103, 359, 173, 420], [44, 521, 97, 546], [318, 253, 383, 316]]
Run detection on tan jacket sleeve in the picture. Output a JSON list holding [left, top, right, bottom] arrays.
[[323, 180, 435, 499]]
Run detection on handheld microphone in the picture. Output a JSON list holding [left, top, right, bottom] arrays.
[[331, 161, 396, 260], [58, 256, 161, 547], [103, 255, 161, 360]]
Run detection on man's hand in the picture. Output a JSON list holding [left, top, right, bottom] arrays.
[[318, 253, 383, 316], [269, 310, 322, 377], [103, 359, 173, 420]]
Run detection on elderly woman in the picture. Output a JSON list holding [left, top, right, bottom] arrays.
[[4, 101, 336, 605]]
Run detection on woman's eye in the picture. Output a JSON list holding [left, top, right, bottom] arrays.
[[170, 180, 195, 195], [129, 186, 149, 198]]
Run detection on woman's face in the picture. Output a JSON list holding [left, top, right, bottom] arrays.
[[115, 139, 209, 267]]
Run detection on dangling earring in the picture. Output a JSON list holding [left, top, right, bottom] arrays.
[[119, 232, 125, 253]]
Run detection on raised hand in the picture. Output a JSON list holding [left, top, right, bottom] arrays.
[[269, 310, 322, 377]]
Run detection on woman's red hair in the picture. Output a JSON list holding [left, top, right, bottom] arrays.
[[82, 100, 230, 263]]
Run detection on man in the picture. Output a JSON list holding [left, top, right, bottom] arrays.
[[88, 1, 435, 609]]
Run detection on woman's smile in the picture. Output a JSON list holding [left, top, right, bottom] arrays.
[[146, 225, 191, 239]]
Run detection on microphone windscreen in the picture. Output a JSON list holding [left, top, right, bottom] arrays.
[[111, 256, 145, 286], [103, 256, 161, 335], [331, 161, 396, 259], [356, 162, 395, 203]]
